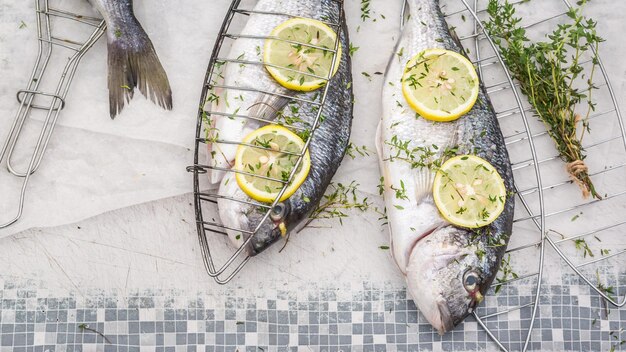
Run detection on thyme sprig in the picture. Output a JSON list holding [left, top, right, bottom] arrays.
[[345, 143, 373, 159], [574, 238, 595, 258], [384, 135, 459, 171], [485, 0, 604, 199], [360, 0, 371, 22], [308, 181, 371, 225], [595, 269, 615, 318], [494, 253, 519, 294], [609, 329, 626, 352]]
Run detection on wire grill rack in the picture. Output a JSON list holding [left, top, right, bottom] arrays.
[[0, 0, 105, 228], [189, 0, 624, 350], [187, 0, 345, 284], [429, 0, 625, 350]]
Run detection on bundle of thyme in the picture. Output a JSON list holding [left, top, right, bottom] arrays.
[[485, 0, 604, 199]]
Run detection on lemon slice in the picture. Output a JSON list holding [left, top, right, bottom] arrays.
[[402, 48, 479, 122], [264, 18, 342, 92], [433, 155, 507, 229], [235, 125, 311, 203]]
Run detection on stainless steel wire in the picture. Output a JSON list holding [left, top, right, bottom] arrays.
[[190, 0, 624, 349], [402, 0, 625, 351], [0, 0, 105, 229], [188, 0, 345, 284]]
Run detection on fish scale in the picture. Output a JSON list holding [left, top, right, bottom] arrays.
[[207, 0, 341, 184], [377, 0, 515, 334], [211, 0, 353, 256]]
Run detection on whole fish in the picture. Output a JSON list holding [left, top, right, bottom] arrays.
[[88, 0, 172, 118], [206, 0, 353, 255], [376, 0, 515, 334]]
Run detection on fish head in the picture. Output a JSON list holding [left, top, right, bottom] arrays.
[[243, 201, 293, 255], [219, 173, 310, 256], [406, 225, 496, 335], [218, 175, 295, 255]]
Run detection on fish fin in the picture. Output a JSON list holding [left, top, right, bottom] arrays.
[[413, 131, 459, 203], [375, 120, 384, 166], [375, 120, 390, 185], [377, 121, 404, 272], [247, 92, 294, 121], [106, 24, 172, 118], [413, 169, 435, 203]]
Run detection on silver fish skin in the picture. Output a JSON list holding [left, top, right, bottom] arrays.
[[88, 0, 172, 118], [210, 0, 353, 255], [377, 0, 515, 334]]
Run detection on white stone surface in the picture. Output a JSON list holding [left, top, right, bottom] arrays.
[[0, 0, 624, 299], [0, 0, 231, 237]]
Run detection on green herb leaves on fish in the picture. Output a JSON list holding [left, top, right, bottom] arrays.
[[377, 0, 515, 335], [206, 0, 354, 256]]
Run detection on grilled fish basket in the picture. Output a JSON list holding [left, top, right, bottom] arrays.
[[188, 0, 625, 351], [187, 0, 346, 284]]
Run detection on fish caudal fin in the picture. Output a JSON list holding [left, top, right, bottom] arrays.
[[106, 25, 172, 118]]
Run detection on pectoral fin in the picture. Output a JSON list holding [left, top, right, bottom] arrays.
[[247, 92, 294, 121]]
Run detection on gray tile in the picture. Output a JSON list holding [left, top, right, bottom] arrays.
[[1, 334, 13, 346], [0, 277, 621, 351]]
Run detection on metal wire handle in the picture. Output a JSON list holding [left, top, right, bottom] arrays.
[[0, 0, 105, 229], [188, 0, 346, 284]]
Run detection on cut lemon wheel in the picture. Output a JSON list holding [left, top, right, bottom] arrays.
[[264, 18, 342, 92], [433, 155, 507, 229], [402, 48, 479, 122], [235, 125, 311, 203]]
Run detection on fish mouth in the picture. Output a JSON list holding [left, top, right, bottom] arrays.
[[246, 225, 283, 256], [434, 296, 455, 335]]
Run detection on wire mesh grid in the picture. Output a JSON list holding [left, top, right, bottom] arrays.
[[189, 0, 624, 350], [187, 0, 346, 284], [0, 0, 105, 228], [433, 0, 625, 350]]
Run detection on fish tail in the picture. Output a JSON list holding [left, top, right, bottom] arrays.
[[106, 24, 172, 118]]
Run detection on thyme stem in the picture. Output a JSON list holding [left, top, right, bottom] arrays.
[[486, 0, 604, 199]]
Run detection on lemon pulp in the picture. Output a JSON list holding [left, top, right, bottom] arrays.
[[402, 48, 479, 122], [234, 125, 311, 203], [264, 18, 342, 92], [433, 155, 507, 229]]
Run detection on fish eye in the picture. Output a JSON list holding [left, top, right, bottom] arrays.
[[463, 270, 481, 292], [270, 203, 287, 221]]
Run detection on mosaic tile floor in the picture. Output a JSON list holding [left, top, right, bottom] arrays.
[[0, 272, 624, 352]]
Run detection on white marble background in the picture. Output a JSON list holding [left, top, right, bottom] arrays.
[[0, 1, 625, 347]]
